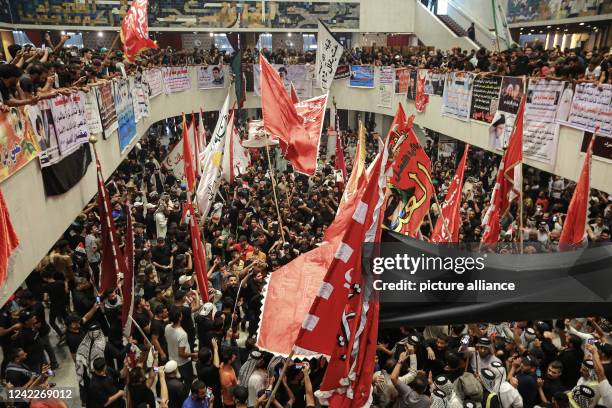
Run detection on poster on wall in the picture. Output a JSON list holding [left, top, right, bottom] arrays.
[[253, 64, 313, 99], [334, 65, 350, 80], [96, 82, 118, 139], [35, 100, 61, 168], [522, 79, 565, 165], [424, 70, 445, 96], [441, 72, 474, 121], [129, 77, 142, 124], [196, 65, 225, 89], [378, 66, 394, 108], [163, 67, 192, 93], [349, 65, 375, 88], [469, 76, 502, 123], [84, 88, 103, 135], [437, 138, 457, 159], [0, 108, 42, 184], [146, 69, 164, 98], [498, 76, 525, 115], [488, 110, 513, 151], [136, 77, 151, 119], [560, 83, 612, 137], [581, 132, 612, 161], [49, 92, 89, 155], [406, 69, 418, 101], [114, 80, 137, 153], [395, 67, 410, 94]]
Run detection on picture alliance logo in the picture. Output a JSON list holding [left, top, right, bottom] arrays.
[[371, 254, 487, 275]]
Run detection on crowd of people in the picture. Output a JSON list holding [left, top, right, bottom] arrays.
[[0, 31, 610, 408]]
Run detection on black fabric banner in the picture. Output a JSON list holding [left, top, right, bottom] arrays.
[[378, 232, 612, 327], [41, 144, 92, 196]]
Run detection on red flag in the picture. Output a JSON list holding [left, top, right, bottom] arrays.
[[295, 135, 389, 407], [0, 188, 18, 289], [187, 200, 209, 301], [121, 205, 135, 338], [260, 55, 320, 176], [415, 72, 429, 113], [120, 0, 158, 62], [390, 122, 435, 237], [559, 131, 596, 248], [481, 99, 524, 245], [388, 103, 412, 151], [431, 144, 469, 243], [290, 82, 300, 104], [335, 134, 347, 187], [96, 159, 128, 293], [182, 113, 196, 192]]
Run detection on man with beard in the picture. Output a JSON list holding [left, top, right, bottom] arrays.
[[471, 337, 502, 373]]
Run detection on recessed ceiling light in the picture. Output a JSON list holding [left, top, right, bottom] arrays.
[[564, 28, 568, 32], [547, 25, 551, 28], [579, 22, 584, 26]]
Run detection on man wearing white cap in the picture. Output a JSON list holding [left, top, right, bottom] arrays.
[[164, 360, 188, 408]]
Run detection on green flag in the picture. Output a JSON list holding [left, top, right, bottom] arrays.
[[231, 52, 245, 108]]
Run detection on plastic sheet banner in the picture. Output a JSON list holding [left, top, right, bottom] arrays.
[[196, 65, 225, 89], [0, 108, 42, 183], [424, 70, 445, 96], [163, 66, 192, 93], [84, 88, 103, 135], [145, 68, 164, 98], [349, 65, 375, 88], [95, 82, 118, 139], [441, 72, 474, 121], [522, 79, 565, 165], [560, 83, 611, 137], [49, 92, 89, 155], [395, 67, 410, 94], [469, 76, 502, 123], [114, 80, 137, 153], [378, 66, 394, 108], [253, 64, 313, 99]]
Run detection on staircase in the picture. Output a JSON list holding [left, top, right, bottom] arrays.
[[436, 14, 485, 49]]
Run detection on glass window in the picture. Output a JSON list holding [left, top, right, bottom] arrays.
[[303, 34, 317, 52], [257, 33, 272, 51], [213, 34, 235, 53]]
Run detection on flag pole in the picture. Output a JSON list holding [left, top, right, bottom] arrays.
[[103, 31, 122, 64], [518, 77, 526, 254], [265, 350, 295, 408], [431, 188, 453, 243], [264, 138, 286, 244]]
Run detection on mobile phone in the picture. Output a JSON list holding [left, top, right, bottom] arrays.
[[587, 338, 600, 345], [536, 368, 542, 378], [206, 387, 213, 398], [153, 367, 159, 372], [265, 390, 272, 397], [47, 369, 55, 377], [294, 363, 304, 369], [96, 296, 101, 304]]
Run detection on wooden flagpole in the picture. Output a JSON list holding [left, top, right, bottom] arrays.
[[265, 350, 295, 408], [265, 139, 286, 244]]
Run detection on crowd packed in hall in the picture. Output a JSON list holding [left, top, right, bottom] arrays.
[[0, 26, 611, 408]]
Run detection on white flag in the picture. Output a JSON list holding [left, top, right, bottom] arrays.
[[315, 20, 344, 92], [222, 115, 251, 183], [196, 93, 231, 216]]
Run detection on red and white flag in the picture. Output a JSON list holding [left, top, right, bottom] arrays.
[[260, 55, 325, 176], [186, 200, 209, 301], [121, 205, 135, 338], [0, 188, 18, 289], [290, 82, 300, 104], [96, 158, 128, 293], [294, 133, 390, 407], [390, 120, 435, 237], [222, 113, 251, 183], [431, 144, 469, 243], [120, 0, 157, 62], [559, 130, 596, 248], [192, 112, 201, 175], [182, 113, 197, 192], [481, 99, 524, 245]]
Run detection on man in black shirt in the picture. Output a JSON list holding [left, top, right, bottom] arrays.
[[165, 360, 189, 408], [87, 357, 125, 408], [151, 305, 169, 362], [0, 304, 20, 376], [558, 334, 584, 389], [41, 269, 68, 341], [15, 310, 46, 372], [195, 303, 216, 350], [538, 360, 566, 404], [5, 348, 38, 387]]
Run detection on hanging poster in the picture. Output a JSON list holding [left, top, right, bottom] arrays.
[[395, 67, 410, 94], [253, 64, 312, 99], [35, 100, 61, 168], [84, 88, 103, 135], [114, 80, 137, 153], [196, 65, 225, 89], [96, 82, 118, 139], [561, 83, 612, 137], [424, 70, 445, 96], [129, 77, 142, 124], [378, 66, 394, 108], [136, 78, 151, 119], [0, 107, 42, 183], [349, 65, 375, 88], [441, 72, 474, 121], [334, 64, 350, 80], [49, 92, 89, 155], [522, 79, 565, 165], [581, 132, 612, 161], [555, 82, 574, 124], [315, 21, 344, 92], [488, 110, 515, 151], [469, 76, 502, 123], [406, 69, 418, 101], [498, 76, 525, 114], [163, 66, 192, 93], [145, 68, 164, 98], [437, 138, 457, 158]]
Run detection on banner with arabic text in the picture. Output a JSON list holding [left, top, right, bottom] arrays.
[[96, 82, 118, 139], [441, 72, 474, 121], [196, 65, 225, 89], [0, 108, 42, 184], [163, 66, 192, 93]]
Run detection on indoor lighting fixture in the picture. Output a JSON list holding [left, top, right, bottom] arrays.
[[579, 22, 584, 26], [547, 25, 551, 28], [61, 31, 66, 35], [97, 32, 103, 37], [209, 32, 213, 37], [564, 28, 568, 31], [287, 33, 292, 37]]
